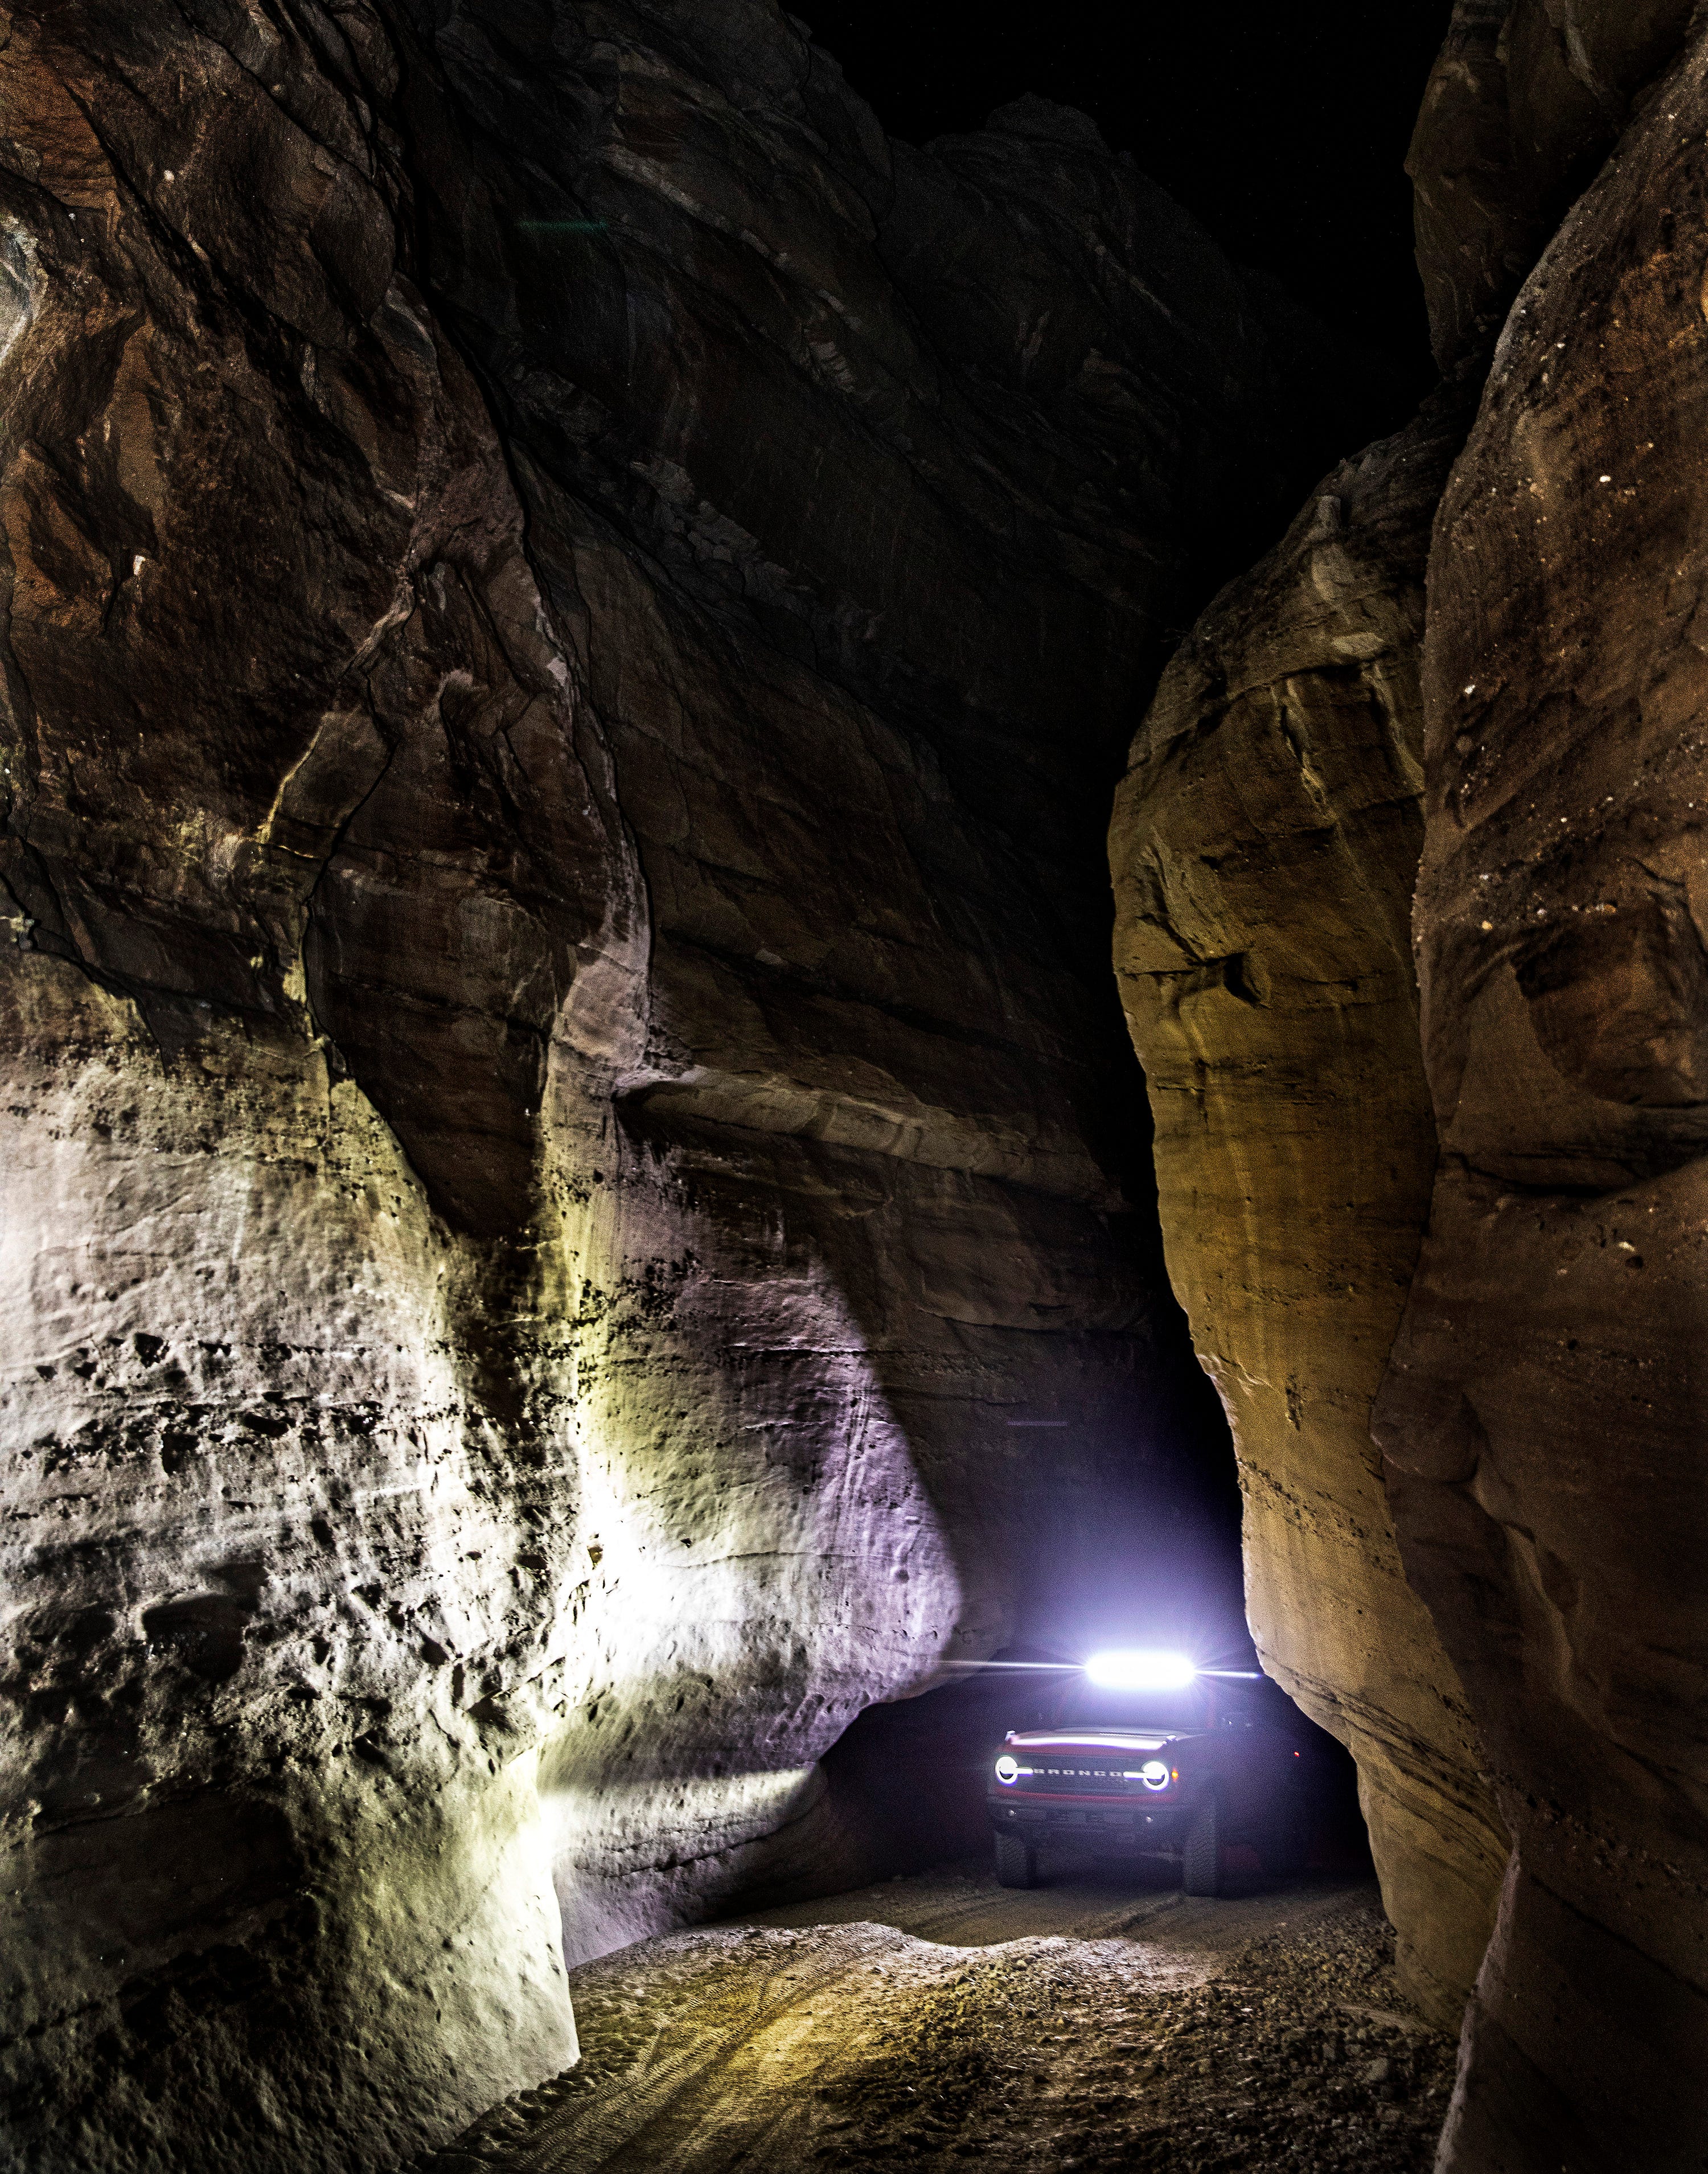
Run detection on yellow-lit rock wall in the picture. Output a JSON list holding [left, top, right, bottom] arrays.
[[1110, 392, 1509, 2028]]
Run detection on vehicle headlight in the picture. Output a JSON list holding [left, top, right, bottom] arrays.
[[994, 1754, 1019, 1785], [1140, 1759, 1169, 1790]]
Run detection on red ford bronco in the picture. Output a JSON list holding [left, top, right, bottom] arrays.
[[987, 1654, 1313, 1894]]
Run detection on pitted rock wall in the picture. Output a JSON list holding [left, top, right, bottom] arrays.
[[0, 5, 1349, 2168], [1112, 0, 1708, 2106], [1374, 23, 1708, 2166]]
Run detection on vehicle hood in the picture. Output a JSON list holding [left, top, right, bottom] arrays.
[[1004, 1728, 1205, 1752]]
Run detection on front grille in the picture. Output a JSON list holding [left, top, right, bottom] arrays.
[[1017, 1763, 1138, 1794]]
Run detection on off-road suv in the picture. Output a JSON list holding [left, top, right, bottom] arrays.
[[987, 1671, 1312, 1895]]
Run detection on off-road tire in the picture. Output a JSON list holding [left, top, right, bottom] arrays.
[[993, 1832, 1038, 1889], [1182, 1792, 1224, 1896]]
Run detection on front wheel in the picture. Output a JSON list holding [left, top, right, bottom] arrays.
[[1181, 1793, 1224, 1896], [994, 1831, 1038, 1888]]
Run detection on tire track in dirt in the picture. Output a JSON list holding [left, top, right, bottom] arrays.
[[420, 1924, 905, 2174], [417, 1869, 1451, 2174]]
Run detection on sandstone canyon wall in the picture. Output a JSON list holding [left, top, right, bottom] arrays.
[[0, 5, 1351, 2169], [1375, 15, 1708, 2167], [1406, 0, 1697, 377], [1108, 387, 1510, 2031], [1117, 0, 1708, 2159]]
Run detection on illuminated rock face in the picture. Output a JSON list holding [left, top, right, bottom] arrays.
[[1111, 0, 1707, 2151], [1374, 26, 1708, 2166], [0, 4, 1344, 2166], [1108, 392, 1510, 2030]]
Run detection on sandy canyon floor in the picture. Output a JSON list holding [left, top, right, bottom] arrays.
[[420, 1856, 1455, 2173]]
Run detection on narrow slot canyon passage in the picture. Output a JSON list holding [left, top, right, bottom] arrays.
[[4, 7, 1706, 2174]]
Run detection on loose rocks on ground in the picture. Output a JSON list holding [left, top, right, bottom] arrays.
[[422, 1880, 1454, 2173]]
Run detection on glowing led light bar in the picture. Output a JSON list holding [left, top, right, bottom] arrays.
[[1083, 1648, 1197, 1692]]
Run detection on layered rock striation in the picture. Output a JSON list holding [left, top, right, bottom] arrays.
[[0, 5, 1353, 2168], [1117, 0, 1708, 2154], [1109, 389, 1509, 2029], [1376, 20, 1708, 2165]]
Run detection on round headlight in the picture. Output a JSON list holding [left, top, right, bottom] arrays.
[[1140, 1759, 1169, 1790], [995, 1754, 1019, 1785]]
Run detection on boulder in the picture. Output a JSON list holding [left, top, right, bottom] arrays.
[[1109, 387, 1509, 2029]]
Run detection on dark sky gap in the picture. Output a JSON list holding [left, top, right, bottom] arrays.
[[796, 2, 1454, 399]]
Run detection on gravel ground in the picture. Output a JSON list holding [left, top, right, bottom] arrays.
[[418, 1862, 1456, 2173]]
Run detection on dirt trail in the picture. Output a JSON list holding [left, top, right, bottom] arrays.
[[732, 1854, 1359, 1956], [419, 1860, 1455, 2174]]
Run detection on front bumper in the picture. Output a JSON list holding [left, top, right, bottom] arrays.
[[987, 1794, 1189, 1846]]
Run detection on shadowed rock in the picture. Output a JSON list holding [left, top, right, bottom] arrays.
[[1407, 0, 1695, 372]]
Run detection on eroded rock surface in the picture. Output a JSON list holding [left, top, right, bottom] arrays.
[[0, 4, 1351, 2168], [1108, 391, 1509, 2029], [1374, 27, 1708, 2167], [1111, 0, 1708, 2120], [1407, 0, 1696, 371]]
